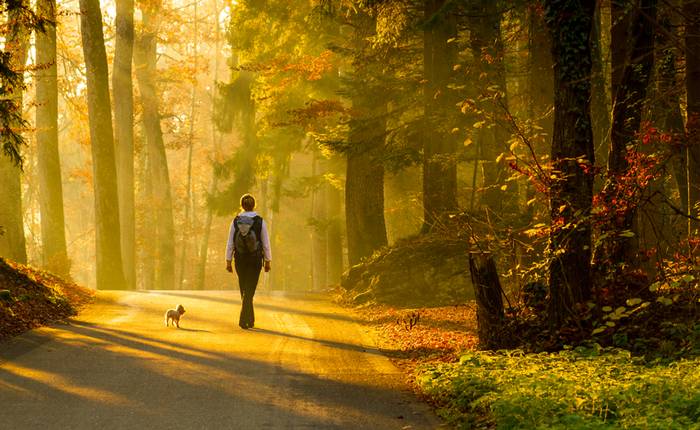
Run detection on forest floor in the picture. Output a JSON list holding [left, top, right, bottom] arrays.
[[0, 258, 93, 342], [347, 298, 700, 429]]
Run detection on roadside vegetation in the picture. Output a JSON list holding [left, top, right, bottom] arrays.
[[0, 258, 93, 341]]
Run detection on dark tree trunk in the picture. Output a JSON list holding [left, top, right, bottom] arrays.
[[685, 0, 700, 217], [544, 0, 596, 327], [0, 4, 29, 263], [134, 4, 176, 289], [326, 156, 344, 284], [345, 101, 388, 266], [468, 2, 512, 213], [591, 3, 611, 161], [311, 154, 328, 290], [599, 0, 656, 268], [469, 252, 505, 350], [36, 0, 70, 276], [422, 0, 458, 231], [113, 0, 135, 289], [79, 0, 127, 289]]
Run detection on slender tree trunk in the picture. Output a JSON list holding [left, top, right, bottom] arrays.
[[469, 2, 512, 213], [345, 102, 388, 266], [685, 0, 700, 219], [544, 0, 596, 327], [194, 174, 218, 290], [422, 0, 458, 231], [326, 156, 344, 284], [178, 0, 198, 288], [113, 0, 135, 289], [36, 0, 70, 276], [591, 2, 611, 161], [599, 0, 656, 268], [79, 0, 127, 289], [311, 153, 328, 290], [0, 4, 29, 263], [135, 3, 175, 289]]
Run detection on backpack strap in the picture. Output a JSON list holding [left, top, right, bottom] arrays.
[[252, 216, 263, 244]]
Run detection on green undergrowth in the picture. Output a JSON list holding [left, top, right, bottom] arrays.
[[417, 346, 700, 429]]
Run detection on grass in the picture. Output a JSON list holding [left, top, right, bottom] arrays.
[[417, 346, 700, 429]]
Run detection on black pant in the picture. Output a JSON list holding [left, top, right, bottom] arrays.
[[234, 257, 262, 328]]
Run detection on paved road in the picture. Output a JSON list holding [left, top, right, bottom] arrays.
[[0, 290, 441, 429]]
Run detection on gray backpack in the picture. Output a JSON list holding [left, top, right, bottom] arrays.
[[234, 215, 262, 258]]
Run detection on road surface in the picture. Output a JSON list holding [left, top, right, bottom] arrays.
[[0, 290, 441, 429]]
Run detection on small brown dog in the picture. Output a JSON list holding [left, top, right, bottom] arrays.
[[164, 304, 186, 328]]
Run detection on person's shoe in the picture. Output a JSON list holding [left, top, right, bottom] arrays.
[[239, 323, 249, 329]]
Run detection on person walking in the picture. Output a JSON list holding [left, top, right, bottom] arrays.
[[226, 194, 271, 329]]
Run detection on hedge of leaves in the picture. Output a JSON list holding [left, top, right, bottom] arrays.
[[418, 346, 700, 429]]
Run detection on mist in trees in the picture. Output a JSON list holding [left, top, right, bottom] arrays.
[[0, 0, 699, 334]]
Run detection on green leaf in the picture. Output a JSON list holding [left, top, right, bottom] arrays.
[[626, 298, 642, 306]]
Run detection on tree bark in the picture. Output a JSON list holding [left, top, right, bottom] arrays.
[[544, 0, 596, 327], [0, 4, 29, 263], [685, 0, 700, 218], [345, 101, 388, 266], [326, 156, 344, 284], [311, 153, 328, 290], [36, 0, 70, 276], [599, 0, 656, 268], [79, 0, 127, 289], [591, 2, 611, 161], [134, 2, 176, 289], [422, 0, 458, 231], [113, 0, 135, 289], [469, 252, 505, 350], [468, 2, 512, 213]]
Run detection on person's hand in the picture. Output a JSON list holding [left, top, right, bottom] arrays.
[[226, 262, 233, 273], [264, 261, 271, 272]]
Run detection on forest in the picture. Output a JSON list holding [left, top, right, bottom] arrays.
[[1, 0, 699, 428]]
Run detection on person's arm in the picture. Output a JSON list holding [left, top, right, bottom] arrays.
[[225, 219, 236, 272], [261, 219, 272, 271]]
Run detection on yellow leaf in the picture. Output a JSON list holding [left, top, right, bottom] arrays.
[[526, 198, 536, 206], [451, 127, 460, 134], [509, 142, 518, 152], [500, 185, 508, 191], [463, 138, 473, 147], [496, 153, 505, 163], [473, 120, 486, 129]]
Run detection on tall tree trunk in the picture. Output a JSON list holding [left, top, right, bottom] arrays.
[[591, 2, 611, 162], [113, 0, 135, 289], [194, 0, 223, 290], [0, 3, 29, 263], [544, 0, 596, 327], [422, 0, 458, 231], [345, 102, 388, 266], [36, 0, 69, 276], [599, 0, 656, 268], [178, 0, 199, 288], [685, 0, 700, 219], [135, 2, 175, 289], [79, 0, 127, 289], [468, 2, 512, 213], [326, 155, 344, 284], [311, 153, 328, 290]]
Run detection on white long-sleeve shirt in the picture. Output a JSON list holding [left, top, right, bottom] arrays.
[[226, 211, 272, 262]]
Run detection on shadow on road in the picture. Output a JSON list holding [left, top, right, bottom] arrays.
[[0, 318, 424, 429]]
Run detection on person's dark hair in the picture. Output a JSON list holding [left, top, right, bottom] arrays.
[[240, 194, 256, 211]]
